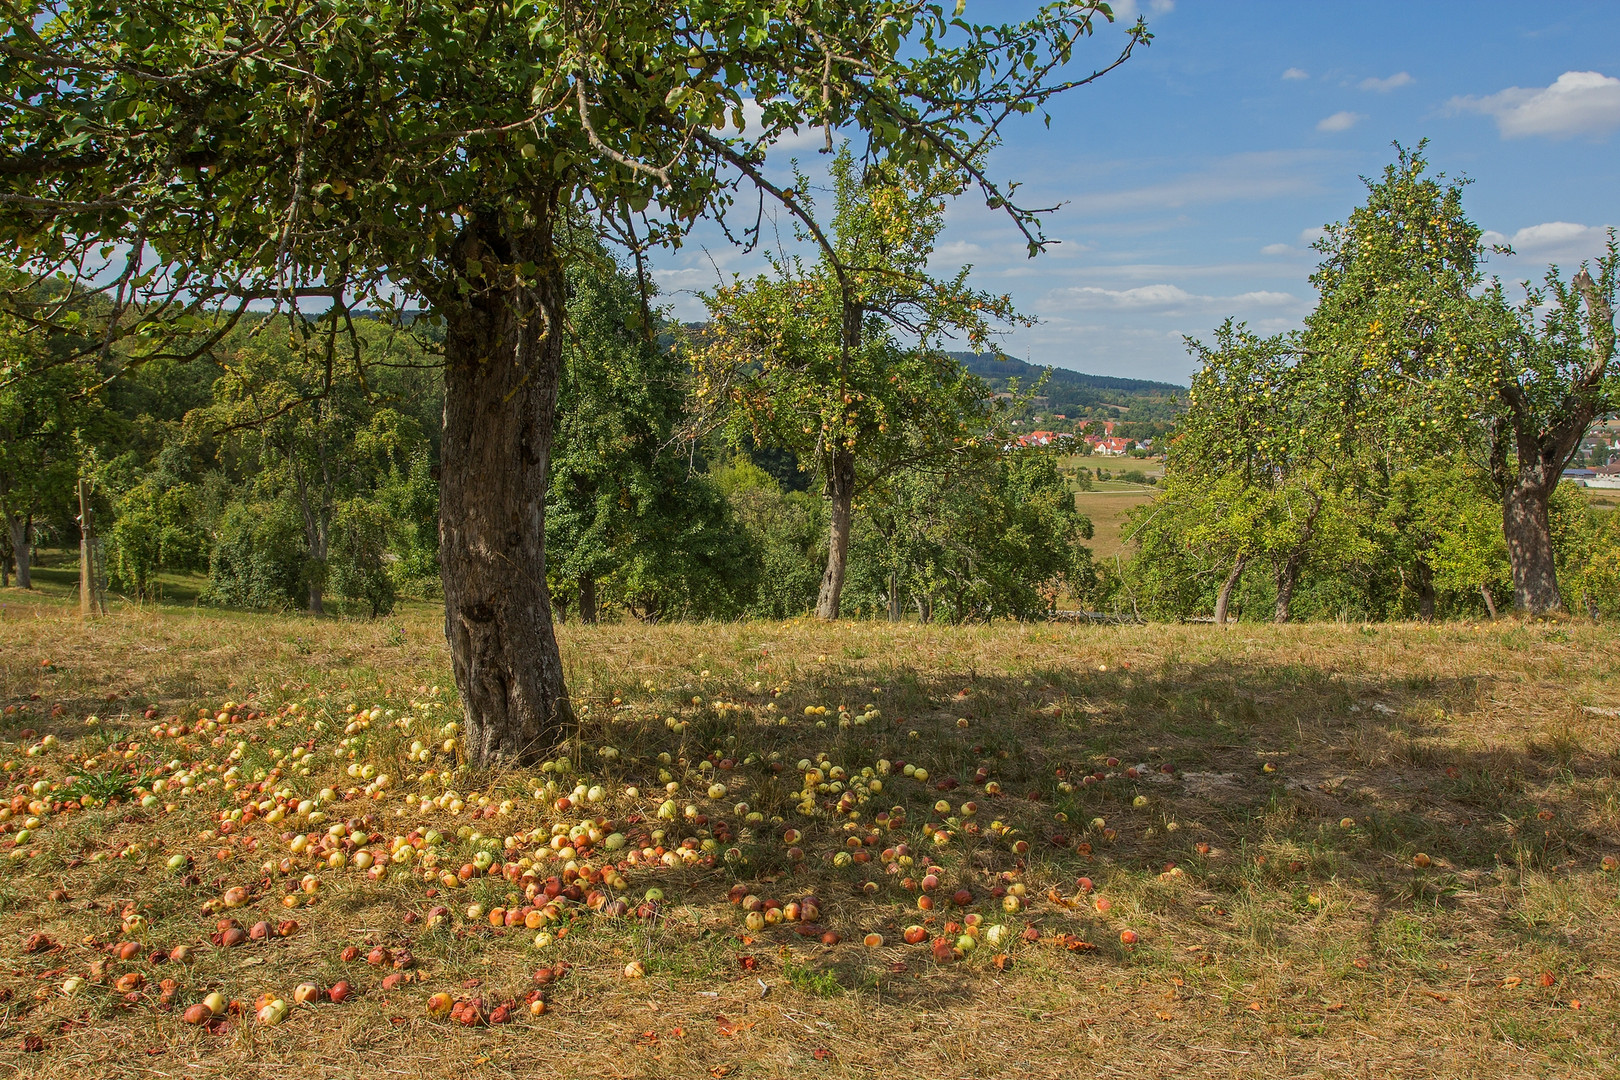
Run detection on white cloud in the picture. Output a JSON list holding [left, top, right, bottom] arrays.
[[1481, 221, 1615, 264], [1049, 283, 1303, 314], [1282, 67, 1309, 81], [1064, 149, 1338, 216], [1358, 72, 1413, 93], [1316, 111, 1364, 133], [930, 239, 988, 262], [735, 98, 832, 152], [1259, 227, 1328, 258], [1450, 71, 1620, 139], [1112, 0, 1175, 18]]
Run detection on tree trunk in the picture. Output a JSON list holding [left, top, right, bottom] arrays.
[[1274, 552, 1303, 624], [5, 513, 29, 589], [433, 209, 575, 766], [1214, 553, 1246, 627], [78, 478, 104, 616], [1480, 584, 1498, 620], [1415, 560, 1436, 623], [815, 447, 856, 620], [577, 574, 598, 625], [1501, 480, 1561, 614], [887, 571, 903, 622], [292, 466, 328, 615]]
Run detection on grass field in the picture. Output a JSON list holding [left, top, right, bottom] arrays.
[[1073, 488, 1156, 563], [1, 587, 1617, 1078]]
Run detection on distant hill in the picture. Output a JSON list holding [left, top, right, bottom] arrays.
[[948, 352, 1185, 421]]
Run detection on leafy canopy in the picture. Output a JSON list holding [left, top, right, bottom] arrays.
[[1, 1, 1148, 366]]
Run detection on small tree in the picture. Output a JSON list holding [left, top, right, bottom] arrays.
[[859, 446, 1092, 622], [0, 315, 95, 588], [1478, 247, 1618, 612], [196, 332, 429, 614], [548, 245, 752, 623], [694, 148, 1017, 618]]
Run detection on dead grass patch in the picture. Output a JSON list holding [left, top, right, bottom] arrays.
[[0, 596, 1616, 1077]]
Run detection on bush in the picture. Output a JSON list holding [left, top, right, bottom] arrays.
[[716, 461, 822, 619], [107, 473, 210, 599], [329, 499, 397, 616], [203, 500, 307, 610]]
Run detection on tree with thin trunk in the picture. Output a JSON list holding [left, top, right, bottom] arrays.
[[0, 316, 87, 589], [196, 333, 427, 616], [0, 1, 1148, 763], [692, 148, 1018, 619], [1213, 554, 1246, 627]]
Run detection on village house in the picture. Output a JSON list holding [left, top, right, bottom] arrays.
[[1093, 436, 1133, 455]]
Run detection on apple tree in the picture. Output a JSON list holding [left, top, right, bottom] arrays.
[[1304, 145, 1619, 614], [691, 147, 1019, 618], [0, 1, 1148, 761]]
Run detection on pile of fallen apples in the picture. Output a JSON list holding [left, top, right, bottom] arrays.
[[0, 682, 1258, 1037]]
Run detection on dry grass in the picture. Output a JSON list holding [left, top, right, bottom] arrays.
[[1073, 489, 1155, 561], [0, 587, 1618, 1079]]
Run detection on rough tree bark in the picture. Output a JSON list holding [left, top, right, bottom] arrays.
[[1489, 268, 1616, 615], [887, 571, 903, 622], [77, 477, 104, 616], [815, 297, 863, 621], [432, 207, 575, 766], [1414, 560, 1436, 623], [1273, 552, 1303, 624], [814, 447, 856, 619], [1214, 553, 1246, 626], [1479, 584, 1498, 620], [1501, 478, 1560, 613], [3, 514, 27, 589]]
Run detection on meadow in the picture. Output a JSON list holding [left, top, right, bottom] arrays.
[[0, 585, 1616, 1078]]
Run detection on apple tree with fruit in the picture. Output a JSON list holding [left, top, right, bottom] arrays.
[[0, 0, 1148, 763]]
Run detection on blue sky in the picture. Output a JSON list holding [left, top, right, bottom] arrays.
[[651, 0, 1620, 385]]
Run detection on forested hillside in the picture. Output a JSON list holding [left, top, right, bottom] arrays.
[[952, 352, 1186, 423]]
